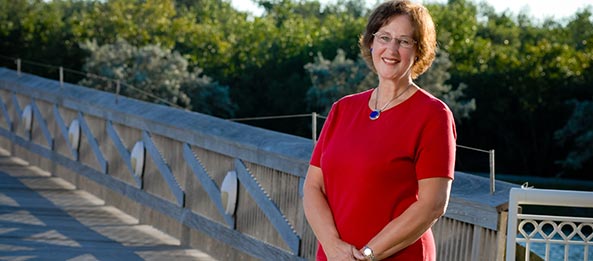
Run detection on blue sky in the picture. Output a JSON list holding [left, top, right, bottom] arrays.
[[230, 0, 593, 21]]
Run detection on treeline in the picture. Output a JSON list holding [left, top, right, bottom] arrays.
[[1, 0, 592, 180]]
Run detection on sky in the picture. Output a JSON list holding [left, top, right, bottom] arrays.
[[230, 0, 593, 21]]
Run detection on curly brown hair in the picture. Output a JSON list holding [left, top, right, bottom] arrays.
[[359, 0, 437, 79]]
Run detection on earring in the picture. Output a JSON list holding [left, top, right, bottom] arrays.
[[370, 48, 373, 52]]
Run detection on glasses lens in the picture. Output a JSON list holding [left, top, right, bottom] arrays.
[[374, 33, 390, 44], [379, 35, 391, 44], [399, 37, 413, 48]]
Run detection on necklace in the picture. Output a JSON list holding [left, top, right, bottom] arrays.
[[369, 83, 413, 120]]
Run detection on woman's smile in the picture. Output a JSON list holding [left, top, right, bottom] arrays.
[[381, 56, 399, 65]]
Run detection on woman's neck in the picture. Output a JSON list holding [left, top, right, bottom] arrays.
[[376, 78, 413, 100]]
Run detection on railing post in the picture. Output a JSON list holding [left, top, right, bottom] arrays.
[[115, 80, 121, 104], [59, 66, 64, 87], [489, 149, 495, 194], [16, 59, 21, 77], [312, 112, 317, 144], [505, 188, 519, 261]]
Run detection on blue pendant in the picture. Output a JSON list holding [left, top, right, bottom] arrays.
[[369, 110, 380, 120]]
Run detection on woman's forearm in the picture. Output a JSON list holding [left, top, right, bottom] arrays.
[[303, 167, 340, 247], [364, 178, 452, 260], [368, 199, 443, 259]]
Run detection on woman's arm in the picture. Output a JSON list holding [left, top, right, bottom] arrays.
[[303, 165, 365, 260], [362, 177, 452, 260]]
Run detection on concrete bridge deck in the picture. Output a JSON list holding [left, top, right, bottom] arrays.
[[0, 148, 217, 261]]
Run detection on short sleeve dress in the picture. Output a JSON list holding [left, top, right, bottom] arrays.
[[310, 88, 456, 261]]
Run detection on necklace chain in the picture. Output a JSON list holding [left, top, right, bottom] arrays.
[[374, 83, 413, 112]]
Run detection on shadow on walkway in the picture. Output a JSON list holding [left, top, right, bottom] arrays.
[[0, 153, 216, 260]]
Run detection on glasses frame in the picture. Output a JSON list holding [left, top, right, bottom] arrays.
[[372, 32, 417, 49]]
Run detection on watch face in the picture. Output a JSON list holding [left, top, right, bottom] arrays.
[[363, 247, 372, 256]]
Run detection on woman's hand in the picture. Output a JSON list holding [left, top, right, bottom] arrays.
[[324, 239, 367, 261]]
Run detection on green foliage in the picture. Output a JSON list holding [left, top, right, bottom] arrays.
[[416, 50, 476, 119], [304, 49, 370, 114], [79, 39, 235, 117], [0, 0, 86, 75], [69, 0, 196, 48], [427, 0, 481, 74], [175, 0, 369, 136]]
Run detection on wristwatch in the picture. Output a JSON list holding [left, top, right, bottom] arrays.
[[362, 245, 376, 261]]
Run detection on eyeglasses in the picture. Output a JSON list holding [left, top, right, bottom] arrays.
[[372, 32, 417, 49]]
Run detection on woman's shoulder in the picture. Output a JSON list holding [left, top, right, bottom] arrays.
[[413, 87, 452, 113]]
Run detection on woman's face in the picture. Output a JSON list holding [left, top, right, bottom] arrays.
[[371, 14, 417, 82]]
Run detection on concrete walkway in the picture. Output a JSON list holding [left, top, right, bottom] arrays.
[[0, 150, 217, 260]]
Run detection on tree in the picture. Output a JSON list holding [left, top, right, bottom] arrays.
[[78, 39, 235, 117], [0, 0, 87, 78], [426, 0, 481, 74], [416, 50, 476, 120], [304, 49, 371, 114], [69, 0, 196, 48]]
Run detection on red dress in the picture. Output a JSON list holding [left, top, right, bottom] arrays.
[[310, 88, 456, 261]]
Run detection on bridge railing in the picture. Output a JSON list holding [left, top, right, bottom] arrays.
[[0, 67, 517, 260]]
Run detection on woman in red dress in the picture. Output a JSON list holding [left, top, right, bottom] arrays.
[[303, 1, 456, 260]]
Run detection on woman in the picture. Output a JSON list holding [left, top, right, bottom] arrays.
[[302, 1, 456, 260]]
